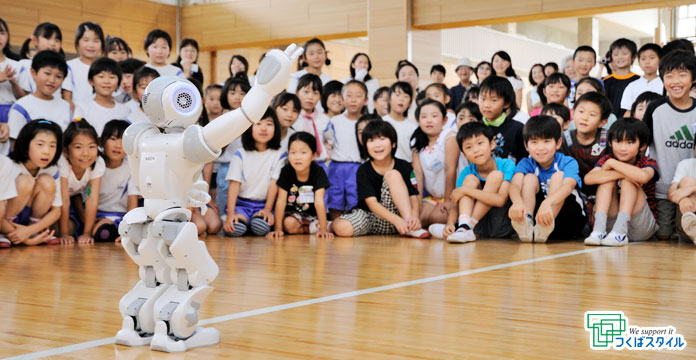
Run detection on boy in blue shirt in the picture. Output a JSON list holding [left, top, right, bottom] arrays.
[[509, 115, 587, 242], [431, 122, 515, 243]]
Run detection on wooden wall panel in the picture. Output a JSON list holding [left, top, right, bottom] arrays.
[[413, 0, 696, 29], [181, 0, 367, 51], [0, 0, 176, 59]]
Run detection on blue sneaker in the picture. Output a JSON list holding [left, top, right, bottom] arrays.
[[601, 231, 627, 246]]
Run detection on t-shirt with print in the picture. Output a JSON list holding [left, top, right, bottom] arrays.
[[644, 97, 696, 198], [595, 154, 659, 219], [276, 162, 330, 217], [515, 152, 582, 195], [561, 128, 607, 196], [489, 116, 527, 164], [356, 158, 418, 211], [456, 157, 515, 187]]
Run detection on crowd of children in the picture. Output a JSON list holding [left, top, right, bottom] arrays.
[[1, 16, 696, 249]]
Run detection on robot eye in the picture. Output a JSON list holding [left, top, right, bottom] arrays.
[[177, 92, 193, 109], [172, 89, 196, 114]]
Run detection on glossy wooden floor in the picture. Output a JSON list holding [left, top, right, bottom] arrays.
[[1, 235, 696, 359]]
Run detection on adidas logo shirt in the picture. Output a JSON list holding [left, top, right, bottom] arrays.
[[645, 97, 696, 199]]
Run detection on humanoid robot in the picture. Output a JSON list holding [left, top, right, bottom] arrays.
[[115, 44, 303, 353]]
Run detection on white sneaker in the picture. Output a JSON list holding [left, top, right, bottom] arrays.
[[584, 231, 606, 246], [681, 212, 696, 244], [428, 224, 445, 239], [601, 231, 627, 246], [533, 220, 555, 243], [446, 227, 476, 243], [512, 216, 534, 243], [407, 228, 431, 239], [309, 220, 331, 234]]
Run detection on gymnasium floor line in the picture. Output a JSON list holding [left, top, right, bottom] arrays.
[[3, 242, 643, 360]]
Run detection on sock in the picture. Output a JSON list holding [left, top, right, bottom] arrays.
[[611, 211, 631, 234], [526, 213, 535, 225], [227, 222, 247, 237], [250, 216, 271, 236], [458, 215, 472, 230], [593, 212, 607, 233]]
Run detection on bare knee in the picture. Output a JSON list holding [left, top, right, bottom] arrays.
[[15, 174, 35, 195], [463, 174, 480, 187], [283, 216, 303, 234], [522, 173, 539, 188], [332, 218, 354, 237], [36, 174, 55, 193], [384, 169, 401, 183]]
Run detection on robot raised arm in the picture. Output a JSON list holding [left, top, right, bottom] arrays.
[[201, 44, 303, 151]]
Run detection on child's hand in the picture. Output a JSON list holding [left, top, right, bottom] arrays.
[[0, 123, 9, 142], [266, 230, 284, 239], [438, 200, 451, 214], [78, 234, 94, 244], [7, 223, 34, 244], [223, 214, 244, 233], [443, 224, 456, 237], [207, 201, 219, 214], [24, 229, 55, 246], [679, 197, 696, 214], [60, 234, 75, 245], [450, 188, 467, 203], [406, 217, 422, 231], [115, 236, 122, 243], [393, 218, 410, 235], [671, 188, 692, 203], [508, 203, 526, 223], [316, 230, 334, 239], [256, 209, 275, 226], [535, 200, 555, 227], [0, 66, 15, 83], [601, 158, 615, 170]]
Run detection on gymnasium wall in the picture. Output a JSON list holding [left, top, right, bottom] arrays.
[[0, 0, 176, 59]]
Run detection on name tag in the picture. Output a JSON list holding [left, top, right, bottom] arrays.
[[297, 185, 314, 204]]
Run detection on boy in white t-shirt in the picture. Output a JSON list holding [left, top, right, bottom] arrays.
[[143, 29, 184, 78], [8, 50, 71, 144], [669, 147, 696, 245], [74, 57, 130, 135], [620, 43, 664, 116]]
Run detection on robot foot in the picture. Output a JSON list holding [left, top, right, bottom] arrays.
[[115, 317, 153, 347], [150, 321, 220, 353]]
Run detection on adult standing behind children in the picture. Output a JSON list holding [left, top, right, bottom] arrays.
[[491, 51, 523, 109], [449, 58, 474, 110]]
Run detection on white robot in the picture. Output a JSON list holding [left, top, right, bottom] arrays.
[[115, 44, 303, 353]]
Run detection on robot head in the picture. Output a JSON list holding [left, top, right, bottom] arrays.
[[142, 75, 202, 129]]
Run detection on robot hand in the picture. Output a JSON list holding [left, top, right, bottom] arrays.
[[249, 44, 304, 101], [187, 181, 211, 215]]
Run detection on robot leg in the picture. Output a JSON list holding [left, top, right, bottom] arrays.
[[115, 208, 172, 346], [147, 211, 220, 352]]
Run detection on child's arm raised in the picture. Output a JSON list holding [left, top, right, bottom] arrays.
[[314, 188, 333, 239], [601, 158, 654, 185], [267, 187, 287, 238], [80, 178, 102, 244]]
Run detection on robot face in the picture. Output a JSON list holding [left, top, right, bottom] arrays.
[[142, 76, 203, 129]]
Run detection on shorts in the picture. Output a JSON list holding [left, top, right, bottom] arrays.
[[286, 212, 318, 233], [339, 179, 398, 236], [471, 202, 514, 238], [535, 190, 587, 239], [606, 200, 658, 241], [68, 202, 84, 237], [656, 199, 676, 238], [96, 210, 126, 228], [326, 161, 360, 212], [423, 196, 445, 206], [234, 197, 266, 222], [12, 206, 33, 226], [0, 104, 10, 124]]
